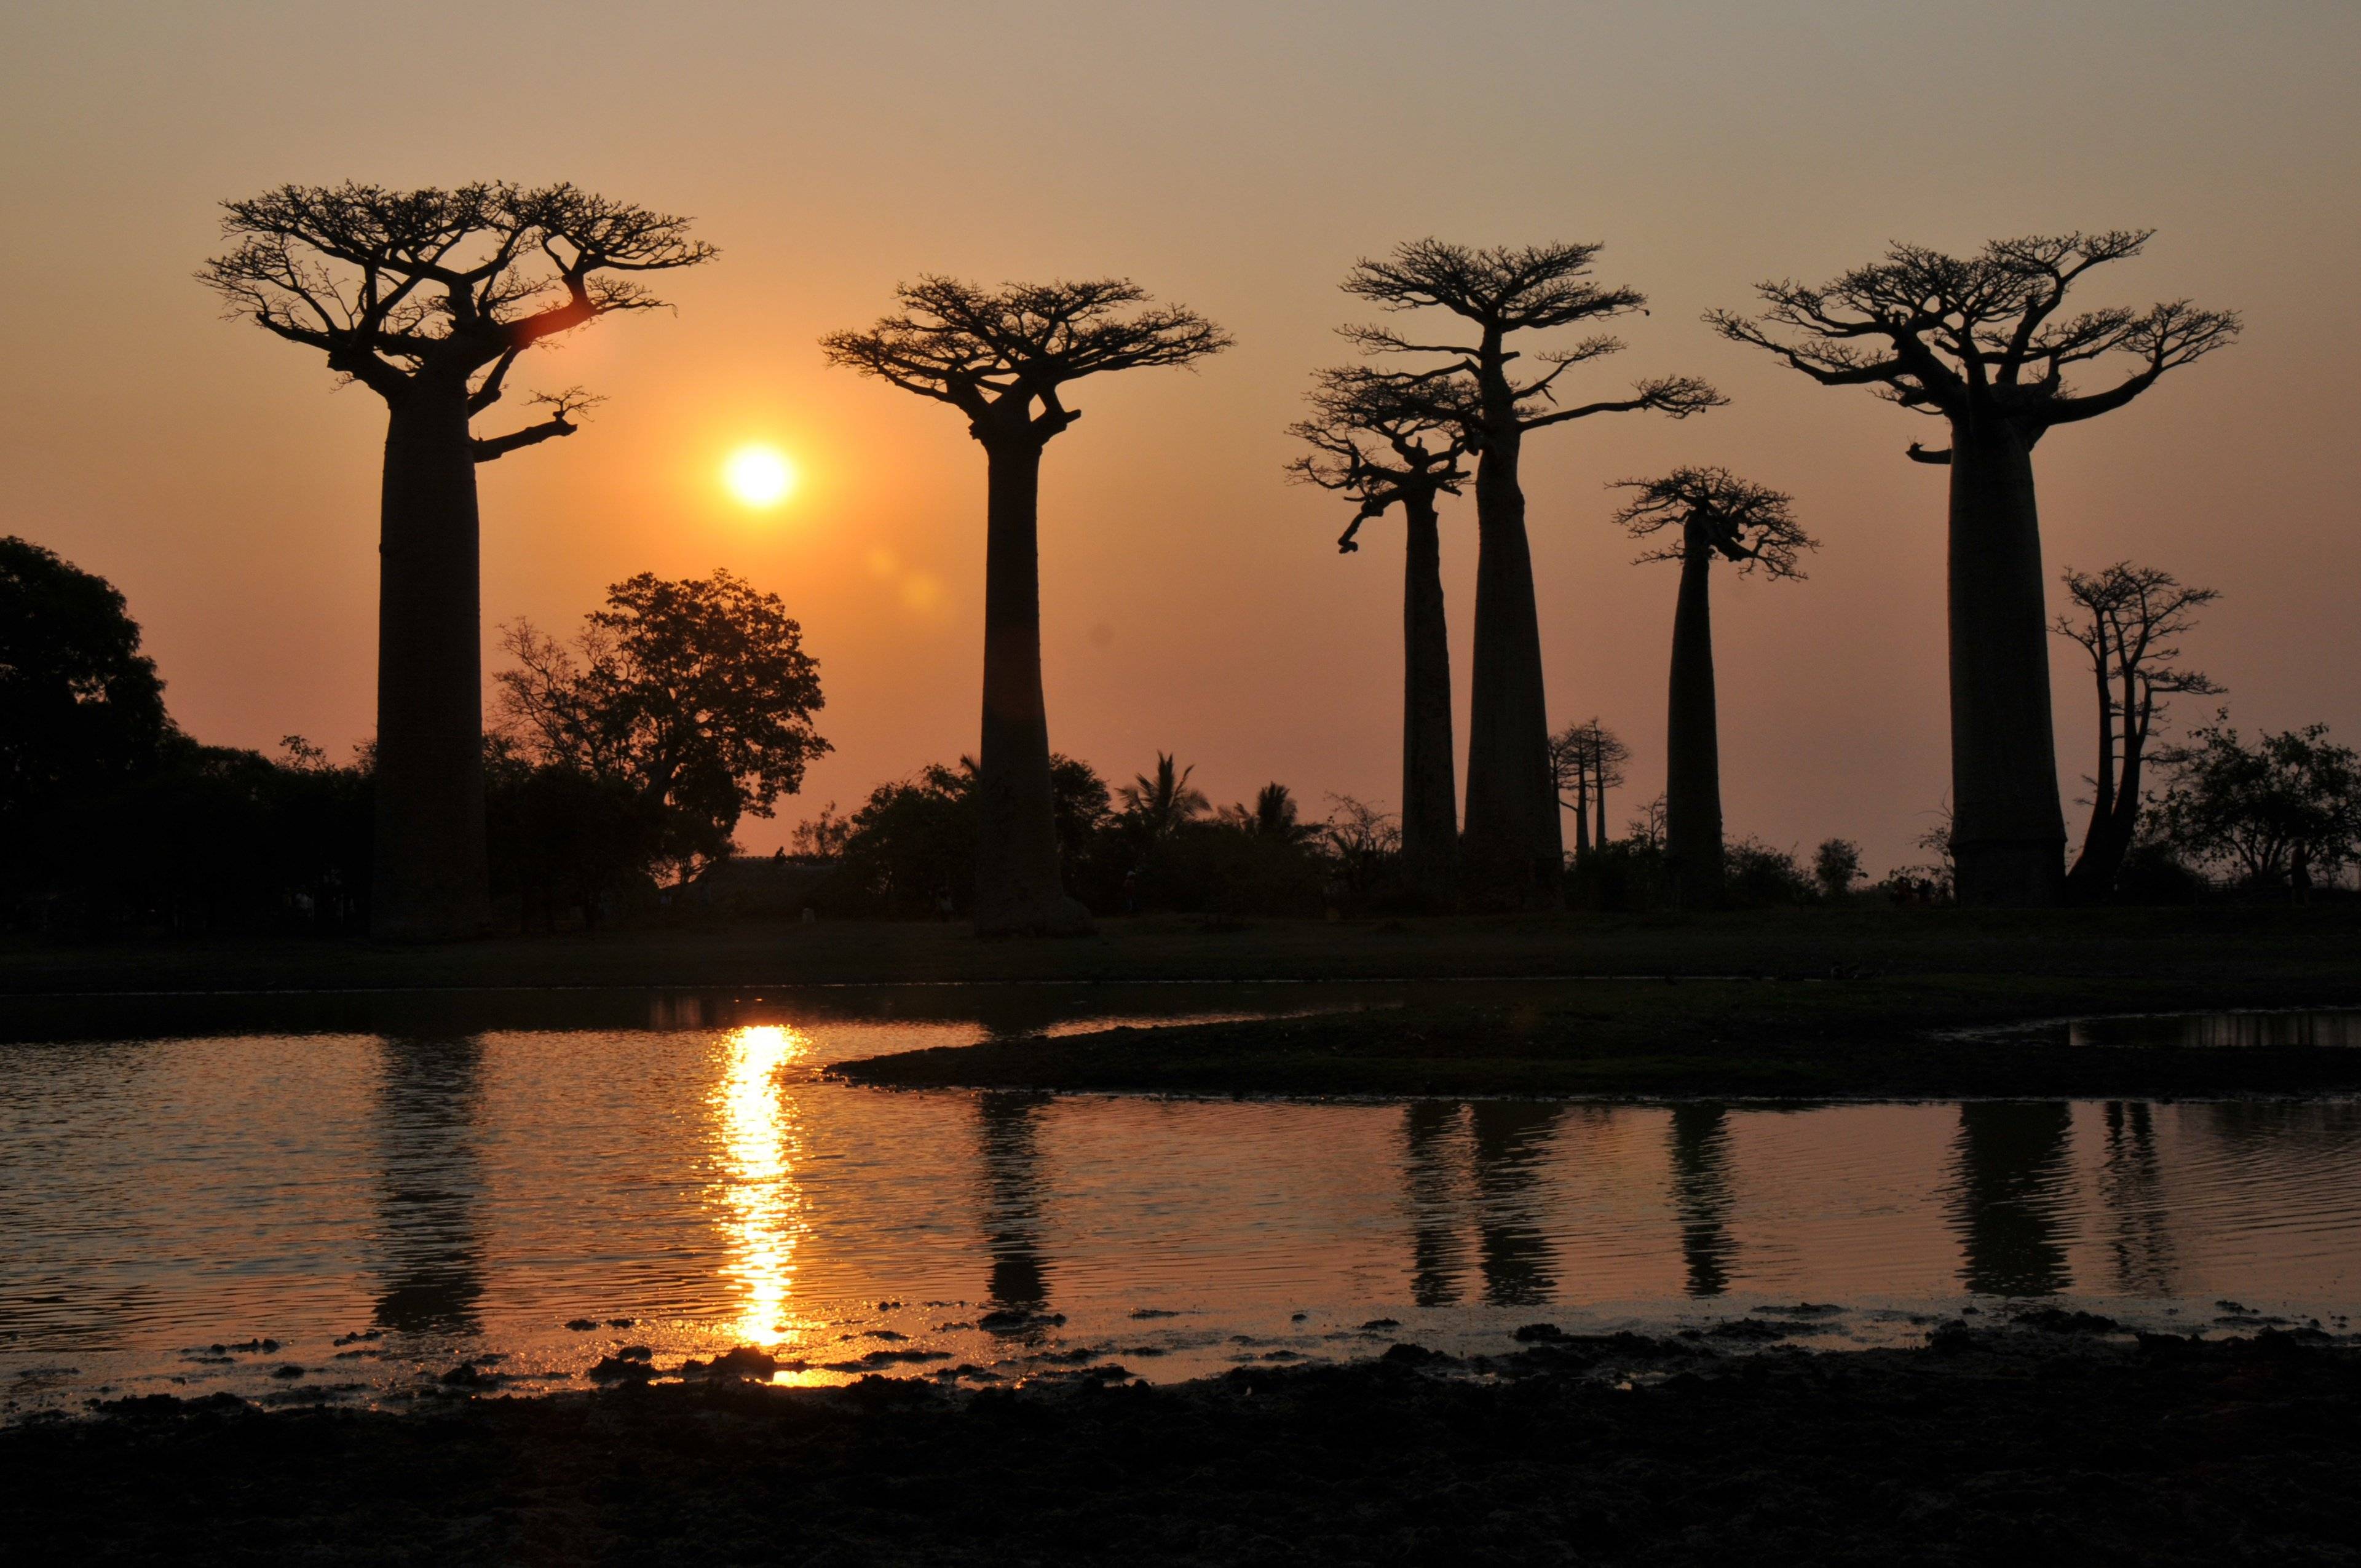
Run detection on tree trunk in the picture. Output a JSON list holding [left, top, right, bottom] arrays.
[[1572, 772, 1591, 860], [1945, 418, 2066, 905], [1664, 526, 1723, 908], [371, 379, 491, 941], [2063, 636, 2118, 901], [1594, 769, 1607, 850], [1399, 493, 1458, 900], [1461, 426, 1562, 906], [972, 438, 1090, 936]]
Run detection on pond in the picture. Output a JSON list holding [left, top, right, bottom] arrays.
[[4, 988, 2357, 1415]]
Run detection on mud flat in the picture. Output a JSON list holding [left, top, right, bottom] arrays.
[[7, 1320, 2357, 1565]]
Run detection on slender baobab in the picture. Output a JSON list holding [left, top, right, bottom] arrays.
[[2054, 563, 2220, 899], [823, 280, 1228, 934], [1551, 718, 1631, 859], [1709, 232, 2237, 904], [1612, 468, 1815, 906], [202, 182, 714, 940], [1343, 241, 1720, 906], [1289, 367, 1472, 897]]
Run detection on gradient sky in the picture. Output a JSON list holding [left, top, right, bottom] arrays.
[[5, 1, 2355, 874]]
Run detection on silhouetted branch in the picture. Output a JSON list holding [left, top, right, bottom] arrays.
[[1612, 466, 1815, 578], [472, 389, 602, 463]]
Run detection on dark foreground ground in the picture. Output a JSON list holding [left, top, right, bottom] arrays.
[[6, 1324, 2357, 1566]]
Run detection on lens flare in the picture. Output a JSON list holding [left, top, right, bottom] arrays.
[[723, 445, 795, 508]]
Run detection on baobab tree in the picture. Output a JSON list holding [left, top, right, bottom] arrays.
[[823, 280, 1229, 935], [2053, 563, 2220, 899], [1549, 718, 1631, 860], [202, 182, 715, 940], [1342, 241, 1720, 906], [1289, 366, 1472, 897], [1612, 468, 1815, 907], [1709, 231, 2237, 905]]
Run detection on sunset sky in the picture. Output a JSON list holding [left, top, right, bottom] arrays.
[[5, 1, 2354, 874]]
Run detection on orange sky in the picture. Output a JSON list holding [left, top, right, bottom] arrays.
[[4, 2, 2355, 874]]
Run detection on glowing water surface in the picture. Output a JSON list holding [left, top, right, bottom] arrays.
[[3, 988, 2357, 1414]]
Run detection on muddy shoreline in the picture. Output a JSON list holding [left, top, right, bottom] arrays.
[[7, 1322, 2356, 1564]]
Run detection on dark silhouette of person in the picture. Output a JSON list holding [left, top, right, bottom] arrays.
[[1400, 1101, 1469, 1307], [1667, 1104, 1737, 1297], [976, 1091, 1053, 1315], [370, 1034, 488, 1335], [1469, 1101, 1563, 1307], [1947, 1101, 2075, 1296], [2098, 1101, 2175, 1294]]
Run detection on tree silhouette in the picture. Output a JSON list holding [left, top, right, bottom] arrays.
[[1343, 240, 1721, 906], [1613, 467, 1814, 906], [1710, 231, 2237, 905], [202, 182, 715, 939], [824, 279, 1228, 935], [1117, 751, 1212, 840], [1549, 718, 1631, 858], [1290, 366, 1472, 897], [2052, 563, 2220, 899]]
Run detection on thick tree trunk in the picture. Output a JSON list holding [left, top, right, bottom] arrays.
[[1945, 419, 2066, 905], [1399, 494, 1458, 899], [1664, 528, 1723, 908], [2064, 647, 2118, 900], [972, 440, 1090, 936], [1461, 428, 1562, 906], [371, 380, 491, 941]]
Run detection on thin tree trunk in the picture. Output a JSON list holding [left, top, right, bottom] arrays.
[[1664, 525, 1723, 908], [1945, 419, 2066, 905], [371, 379, 491, 941], [1461, 426, 1562, 906], [2064, 628, 2118, 900], [972, 439, 1089, 936], [1573, 772, 1591, 860], [1399, 493, 1458, 900], [1594, 766, 1607, 850]]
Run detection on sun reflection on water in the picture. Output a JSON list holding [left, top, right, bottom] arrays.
[[713, 1025, 810, 1347]]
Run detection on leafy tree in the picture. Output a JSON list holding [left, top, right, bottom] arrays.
[[1343, 240, 1720, 906], [1117, 752, 1212, 841], [825, 279, 1228, 935], [494, 568, 828, 875], [1220, 782, 1312, 843], [2052, 563, 2220, 899], [1289, 367, 1471, 895], [1, 535, 175, 822], [2156, 719, 2361, 894], [202, 182, 714, 938], [1711, 231, 2237, 905], [1813, 838, 1865, 900], [831, 754, 1109, 917], [1612, 468, 1814, 906]]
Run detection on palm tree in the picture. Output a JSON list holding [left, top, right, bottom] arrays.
[[1118, 753, 1211, 839]]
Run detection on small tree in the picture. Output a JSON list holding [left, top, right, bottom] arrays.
[[1612, 468, 1815, 907], [1813, 839, 1864, 900], [1343, 241, 1720, 906], [494, 569, 828, 876], [202, 182, 714, 938], [2052, 563, 2221, 899], [1710, 232, 2236, 906], [1550, 718, 1632, 858], [825, 279, 1228, 935], [2156, 719, 2361, 895], [1290, 368, 1471, 897], [1117, 752, 1211, 841]]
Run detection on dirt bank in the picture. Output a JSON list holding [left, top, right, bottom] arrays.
[[6, 1323, 2355, 1565]]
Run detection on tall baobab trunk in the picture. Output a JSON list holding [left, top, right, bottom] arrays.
[[1461, 427, 1562, 905], [1664, 522, 1724, 907], [1399, 494, 1458, 899], [1572, 773, 1591, 860], [973, 438, 1089, 936], [371, 378, 491, 941], [1945, 422, 2066, 905]]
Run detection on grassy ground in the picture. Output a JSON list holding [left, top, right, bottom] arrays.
[[6, 1324, 2354, 1566], [8, 905, 2357, 1094]]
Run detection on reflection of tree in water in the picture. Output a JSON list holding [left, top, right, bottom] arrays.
[[2098, 1101, 2175, 1294], [370, 1035, 486, 1334], [1469, 1102, 1563, 1307], [1947, 1101, 2074, 1297], [976, 1091, 1052, 1313], [1667, 1104, 1736, 1297], [1400, 1102, 1469, 1307]]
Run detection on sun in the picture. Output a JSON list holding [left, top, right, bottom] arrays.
[[723, 445, 796, 509]]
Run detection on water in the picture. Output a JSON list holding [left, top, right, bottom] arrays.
[[4, 988, 2359, 1416]]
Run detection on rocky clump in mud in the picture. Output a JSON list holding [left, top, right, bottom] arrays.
[[6, 1324, 2357, 1566]]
